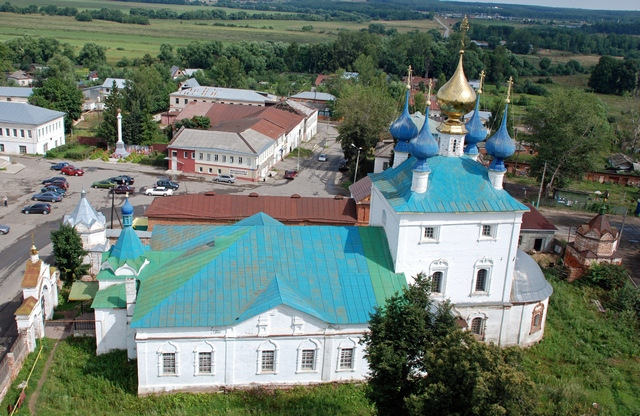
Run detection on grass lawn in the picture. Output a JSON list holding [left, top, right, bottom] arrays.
[[2, 268, 637, 415]]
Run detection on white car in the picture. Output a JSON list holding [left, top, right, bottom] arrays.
[[318, 154, 327, 162], [144, 186, 174, 197]]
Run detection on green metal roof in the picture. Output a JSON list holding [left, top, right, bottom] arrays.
[[92, 283, 126, 309], [370, 156, 528, 213], [69, 281, 98, 301], [130, 220, 406, 328]]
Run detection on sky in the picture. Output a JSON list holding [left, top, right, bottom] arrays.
[[448, 0, 640, 11]]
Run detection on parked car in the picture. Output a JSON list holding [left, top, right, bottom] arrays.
[[213, 174, 236, 183], [32, 192, 63, 202], [92, 179, 117, 189], [110, 175, 135, 185], [156, 179, 179, 190], [338, 163, 349, 173], [46, 180, 69, 190], [50, 162, 69, 170], [42, 176, 67, 185], [61, 165, 84, 176], [41, 186, 67, 197], [284, 170, 298, 180], [22, 203, 51, 215], [109, 185, 136, 195], [318, 154, 327, 162], [0, 224, 9, 235], [145, 186, 174, 197]]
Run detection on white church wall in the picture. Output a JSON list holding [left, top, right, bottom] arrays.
[[94, 308, 128, 354], [505, 298, 549, 347], [135, 306, 369, 395]]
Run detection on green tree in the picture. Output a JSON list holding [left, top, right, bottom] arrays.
[[51, 224, 88, 286], [364, 274, 536, 416], [29, 77, 83, 134], [524, 89, 613, 193], [335, 83, 395, 164], [95, 82, 125, 145], [175, 116, 210, 130], [77, 42, 107, 70]]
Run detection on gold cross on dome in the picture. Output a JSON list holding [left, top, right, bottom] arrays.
[[460, 16, 469, 49], [479, 70, 486, 94], [506, 76, 514, 104]]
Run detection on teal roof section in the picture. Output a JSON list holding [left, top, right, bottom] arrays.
[[97, 250, 180, 282], [131, 224, 406, 328], [92, 283, 126, 309], [370, 156, 528, 213], [108, 226, 149, 261], [235, 212, 283, 227]]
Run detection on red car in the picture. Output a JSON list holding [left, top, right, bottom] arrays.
[[284, 170, 298, 180], [61, 165, 84, 176], [109, 185, 136, 195]]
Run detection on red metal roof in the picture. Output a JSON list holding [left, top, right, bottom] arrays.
[[145, 193, 359, 226], [521, 203, 558, 231]]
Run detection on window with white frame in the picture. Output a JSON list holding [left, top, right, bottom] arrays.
[[239, 157, 243, 164], [257, 341, 278, 374], [198, 352, 212, 374], [198, 166, 203, 172], [199, 153, 203, 160], [261, 350, 275, 372], [214, 154, 218, 161], [470, 317, 484, 336], [301, 350, 315, 370], [297, 339, 319, 373], [530, 303, 544, 334], [421, 226, 439, 243], [479, 223, 497, 240], [162, 353, 176, 375], [19, 146, 26, 154], [475, 269, 488, 291], [472, 258, 493, 294], [184, 151, 188, 158], [191, 152, 195, 159], [339, 348, 354, 370], [431, 271, 443, 293], [207, 153, 210, 161], [222, 155, 227, 162], [157, 343, 179, 376]]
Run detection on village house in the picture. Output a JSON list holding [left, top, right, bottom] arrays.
[[0, 102, 66, 154]]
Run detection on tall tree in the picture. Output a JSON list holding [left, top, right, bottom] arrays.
[[524, 89, 613, 193], [95, 82, 125, 145], [335, 83, 395, 163], [51, 224, 88, 286], [364, 274, 536, 416], [29, 77, 83, 134], [77, 42, 107, 70]]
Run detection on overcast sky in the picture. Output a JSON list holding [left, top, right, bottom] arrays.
[[448, 0, 640, 11]]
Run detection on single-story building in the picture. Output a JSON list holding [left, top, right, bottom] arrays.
[[0, 87, 33, 103], [169, 86, 278, 111]]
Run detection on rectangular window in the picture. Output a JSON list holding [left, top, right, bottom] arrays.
[[339, 348, 354, 370], [0, 129, 2, 136], [222, 155, 227, 162], [19, 145, 27, 154], [184, 99, 188, 104], [214, 154, 219, 161], [471, 318, 483, 335], [162, 353, 176, 375], [198, 352, 212, 374], [229, 156, 234, 163], [184, 151, 188, 158], [43, 143, 48, 152], [20, 129, 24, 137], [198, 166, 203, 172], [261, 350, 275, 372], [175, 98, 179, 104], [28, 130, 32, 138], [421, 226, 439, 243], [0, 144, 4, 152], [424, 227, 434, 239], [301, 349, 315, 371], [238, 157, 243, 164], [13, 129, 17, 136], [191, 152, 195, 159], [199, 153, 203, 160], [208, 167, 213, 173], [6, 128, 10, 136], [482, 225, 492, 237], [206, 154, 210, 161]]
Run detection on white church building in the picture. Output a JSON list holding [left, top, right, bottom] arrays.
[[88, 40, 551, 395]]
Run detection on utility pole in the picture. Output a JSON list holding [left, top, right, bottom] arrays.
[[536, 161, 547, 209]]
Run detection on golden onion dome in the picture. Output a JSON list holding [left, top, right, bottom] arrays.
[[436, 51, 476, 135]]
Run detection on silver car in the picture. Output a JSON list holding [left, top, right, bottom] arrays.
[[214, 174, 236, 183]]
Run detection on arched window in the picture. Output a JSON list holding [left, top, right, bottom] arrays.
[[470, 317, 484, 335], [257, 340, 278, 374], [475, 269, 487, 292], [192, 342, 215, 376], [432, 271, 443, 294], [530, 303, 545, 334], [297, 339, 320, 373], [157, 342, 179, 377], [336, 338, 357, 372]]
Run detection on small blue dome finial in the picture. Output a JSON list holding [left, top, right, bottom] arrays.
[[410, 81, 438, 172], [464, 70, 488, 155], [390, 67, 418, 153], [486, 78, 516, 172]]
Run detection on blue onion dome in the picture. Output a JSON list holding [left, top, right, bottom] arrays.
[[485, 104, 516, 172], [464, 95, 488, 155], [390, 86, 418, 153], [410, 106, 439, 172], [122, 198, 134, 216]]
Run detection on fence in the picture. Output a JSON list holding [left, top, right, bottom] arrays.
[[0, 334, 29, 404]]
